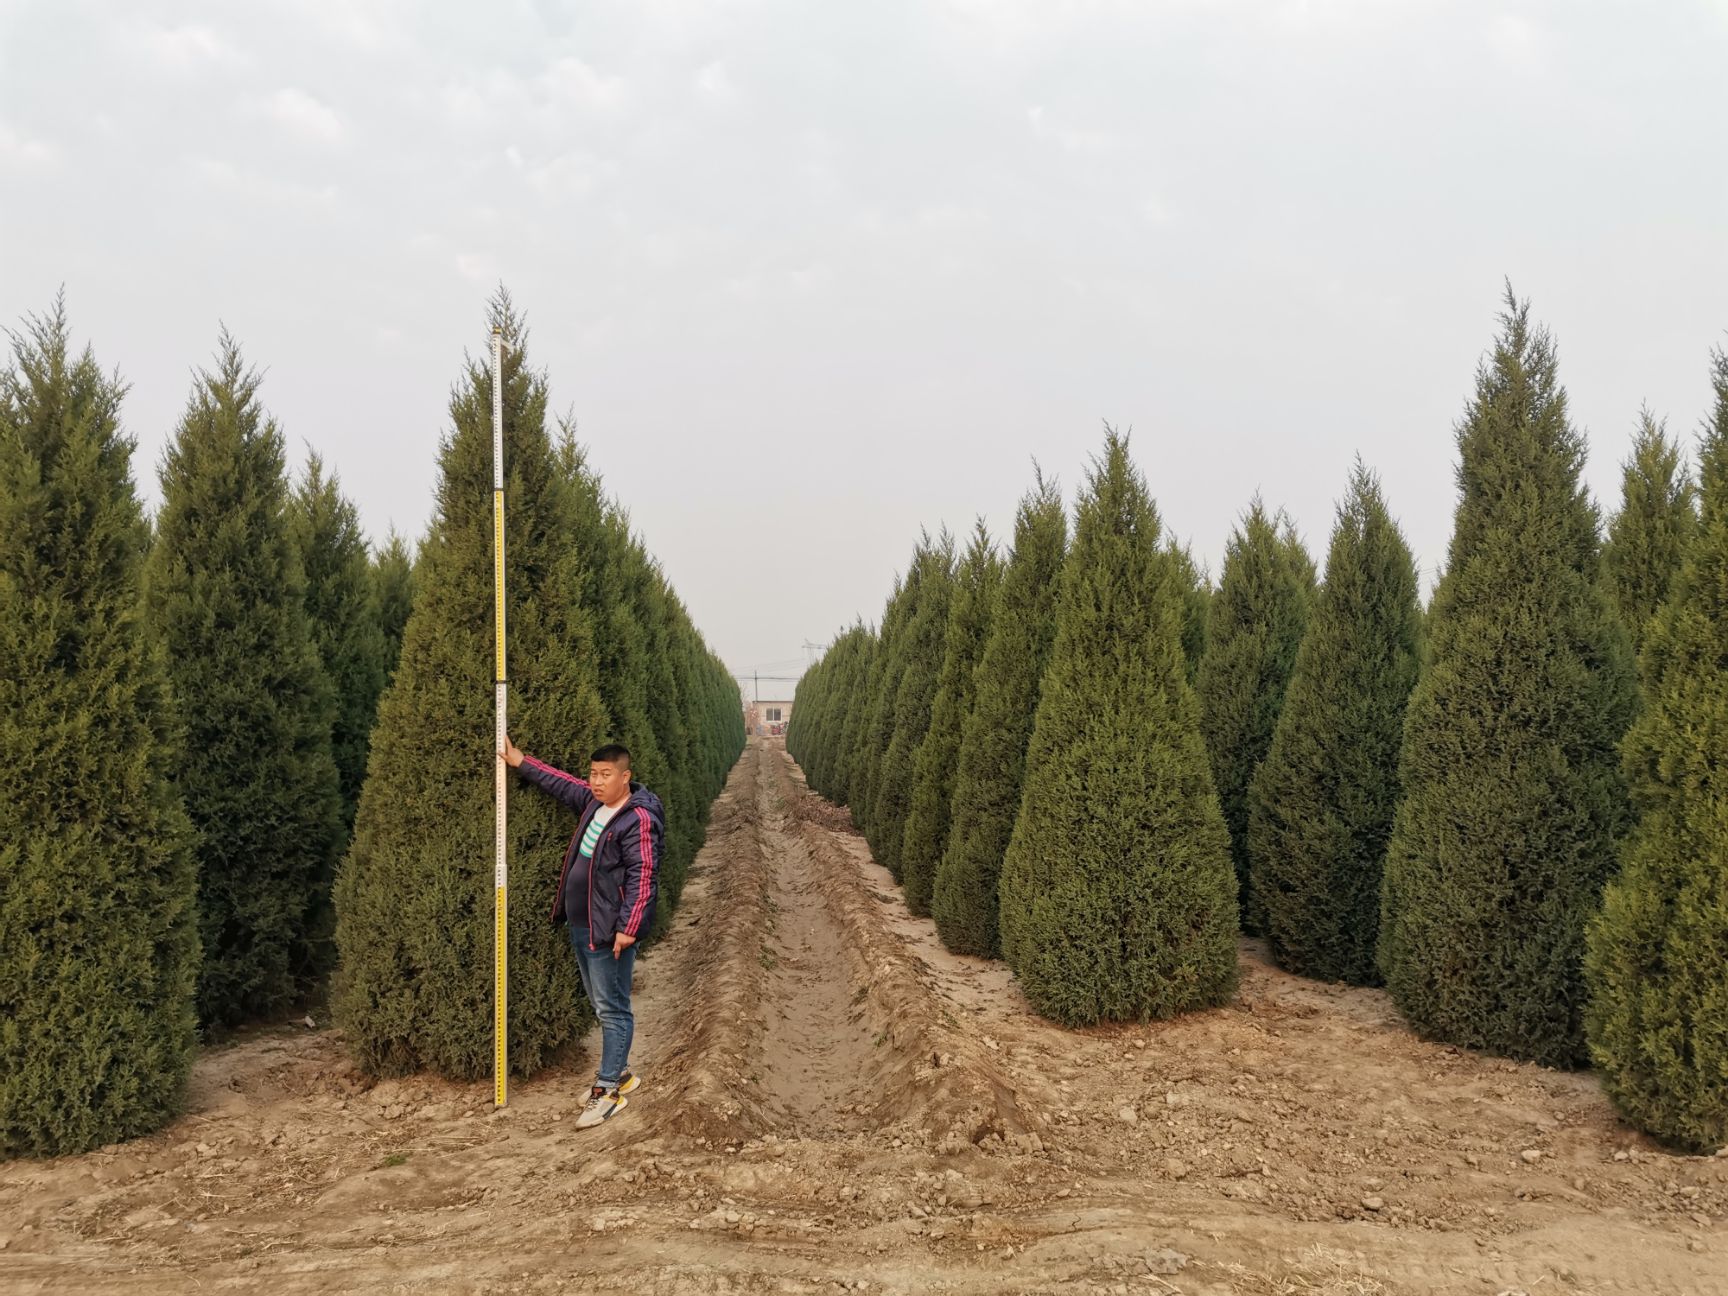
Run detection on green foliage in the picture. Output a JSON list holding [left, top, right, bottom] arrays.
[[552, 421, 737, 929], [1604, 410, 1696, 654], [147, 334, 344, 1026], [1585, 347, 1728, 1153], [998, 433, 1238, 1025], [931, 474, 1066, 957], [291, 453, 389, 835], [827, 628, 877, 806], [901, 522, 1002, 916], [371, 527, 417, 684], [567, 446, 669, 807], [0, 303, 200, 1158], [1195, 501, 1316, 930], [1380, 292, 1635, 1068], [851, 555, 923, 852], [633, 563, 700, 930], [1247, 464, 1421, 985], [1168, 540, 1212, 682], [873, 534, 957, 881], [788, 623, 871, 802], [333, 300, 608, 1079]]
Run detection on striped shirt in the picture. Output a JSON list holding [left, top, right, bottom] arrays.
[[580, 803, 620, 858], [566, 803, 621, 930]]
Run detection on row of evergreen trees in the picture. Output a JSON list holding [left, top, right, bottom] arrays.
[[791, 435, 1241, 1027], [1, 295, 742, 1158], [791, 293, 1726, 1153], [1, 304, 413, 1157]]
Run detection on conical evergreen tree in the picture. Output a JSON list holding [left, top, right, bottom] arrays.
[[998, 433, 1238, 1024], [874, 533, 956, 881], [291, 452, 389, 835], [551, 428, 696, 922], [787, 643, 822, 771], [1604, 410, 1696, 654], [690, 642, 746, 797], [372, 527, 416, 683], [812, 631, 860, 796], [635, 565, 699, 929], [0, 304, 200, 1157], [1380, 292, 1635, 1068], [1195, 500, 1316, 928], [333, 299, 608, 1078], [932, 474, 1067, 957], [902, 522, 1002, 916], [1169, 540, 1212, 683], [853, 561, 921, 842], [790, 623, 870, 801], [1247, 464, 1421, 985], [829, 627, 877, 807], [1585, 346, 1728, 1153], [147, 334, 344, 1025], [585, 500, 669, 798], [788, 631, 834, 792]]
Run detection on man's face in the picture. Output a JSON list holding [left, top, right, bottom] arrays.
[[589, 760, 630, 803]]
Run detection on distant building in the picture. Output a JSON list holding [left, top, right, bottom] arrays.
[[746, 698, 794, 736]]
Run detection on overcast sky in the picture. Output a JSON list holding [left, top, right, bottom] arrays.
[[3, 0, 1725, 690]]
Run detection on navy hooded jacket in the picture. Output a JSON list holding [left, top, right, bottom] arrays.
[[515, 753, 665, 949]]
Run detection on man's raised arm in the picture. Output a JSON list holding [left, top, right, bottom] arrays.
[[500, 735, 595, 815]]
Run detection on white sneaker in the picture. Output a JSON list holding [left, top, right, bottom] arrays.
[[617, 1069, 642, 1096], [575, 1084, 628, 1129]]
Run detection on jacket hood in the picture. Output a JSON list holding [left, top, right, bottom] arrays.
[[625, 782, 665, 827]]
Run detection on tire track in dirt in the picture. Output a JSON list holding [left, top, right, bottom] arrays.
[[767, 750, 1032, 1152], [640, 739, 1026, 1146], [750, 757, 882, 1133]]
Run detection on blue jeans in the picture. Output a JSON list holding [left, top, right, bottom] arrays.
[[569, 926, 636, 1088]]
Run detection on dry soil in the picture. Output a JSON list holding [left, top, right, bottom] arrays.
[[2, 738, 1724, 1295]]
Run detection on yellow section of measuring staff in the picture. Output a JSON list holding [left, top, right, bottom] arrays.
[[494, 883, 508, 1106]]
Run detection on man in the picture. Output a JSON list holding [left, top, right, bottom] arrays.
[[500, 736, 665, 1129]]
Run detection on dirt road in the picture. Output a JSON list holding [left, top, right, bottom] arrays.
[[2, 738, 1724, 1294]]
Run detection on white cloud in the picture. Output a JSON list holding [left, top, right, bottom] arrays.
[[269, 88, 346, 146], [443, 61, 627, 137], [694, 60, 738, 105], [1486, 13, 1548, 73], [541, 57, 628, 114], [0, 120, 55, 166], [1027, 104, 1115, 155], [284, 1, 399, 52], [139, 22, 245, 72], [915, 203, 986, 233], [455, 252, 498, 284], [787, 263, 834, 294], [1140, 194, 1175, 225], [187, 154, 339, 212], [520, 149, 619, 199]]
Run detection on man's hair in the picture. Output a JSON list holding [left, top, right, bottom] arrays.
[[590, 743, 632, 770]]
